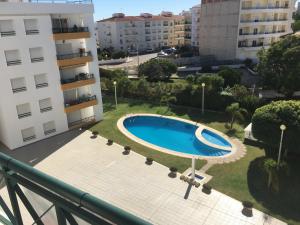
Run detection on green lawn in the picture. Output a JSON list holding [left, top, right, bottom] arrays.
[[91, 96, 300, 225]]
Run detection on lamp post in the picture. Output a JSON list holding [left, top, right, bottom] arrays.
[[113, 81, 117, 109], [201, 83, 205, 114], [277, 124, 286, 169]]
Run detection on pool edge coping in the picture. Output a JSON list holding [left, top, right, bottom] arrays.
[[117, 113, 237, 160]]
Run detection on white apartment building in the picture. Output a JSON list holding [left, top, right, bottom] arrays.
[[96, 12, 186, 52], [198, 0, 295, 61], [0, 0, 103, 150], [181, 10, 192, 45], [191, 4, 201, 47]]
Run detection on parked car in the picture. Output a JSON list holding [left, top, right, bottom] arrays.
[[157, 50, 169, 57], [146, 48, 154, 53]]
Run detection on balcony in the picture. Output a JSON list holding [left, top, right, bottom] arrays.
[[7, 59, 21, 66], [44, 129, 56, 136], [64, 95, 97, 113], [68, 115, 96, 129], [40, 106, 53, 113], [18, 112, 31, 119], [0, 31, 16, 37], [57, 51, 92, 68], [12, 86, 27, 94], [26, 29, 39, 35], [239, 30, 286, 38], [61, 73, 95, 91], [53, 27, 90, 40], [240, 19, 288, 24], [23, 135, 36, 142]]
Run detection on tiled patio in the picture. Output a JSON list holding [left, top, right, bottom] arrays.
[[1, 131, 286, 225]]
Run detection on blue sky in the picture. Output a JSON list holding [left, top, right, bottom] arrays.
[[94, 0, 200, 21]]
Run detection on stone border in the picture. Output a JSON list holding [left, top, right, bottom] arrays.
[[117, 113, 237, 160]]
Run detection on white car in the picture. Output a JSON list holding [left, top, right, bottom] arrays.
[[157, 51, 168, 57]]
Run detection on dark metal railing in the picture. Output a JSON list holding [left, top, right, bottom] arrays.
[[0, 31, 16, 37], [23, 135, 36, 142], [61, 73, 94, 85], [239, 30, 286, 36], [12, 87, 27, 93], [242, 5, 289, 9], [0, 153, 151, 225], [36, 83, 48, 89], [40, 107, 53, 113], [18, 112, 31, 119], [68, 115, 95, 127], [44, 129, 56, 135], [26, 29, 39, 35], [240, 19, 288, 23], [52, 26, 89, 34], [65, 95, 96, 107], [31, 57, 44, 63], [7, 60, 21, 66], [57, 51, 92, 60]]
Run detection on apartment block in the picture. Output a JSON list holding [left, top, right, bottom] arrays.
[[181, 10, 192, 45], [191, 4, 201, 47], [0, 0, 103, 149], [198, 0, 295, 61], [96, 12, 187, 52]]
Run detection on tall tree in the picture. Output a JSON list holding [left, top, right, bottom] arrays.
[[257, 35, 300, 96]]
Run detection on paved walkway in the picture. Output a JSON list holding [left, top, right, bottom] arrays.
[[1, 131, 285, 225]]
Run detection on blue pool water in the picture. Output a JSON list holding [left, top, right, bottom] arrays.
[[201, 129, 232, 147], [123, 116, 231, 157]]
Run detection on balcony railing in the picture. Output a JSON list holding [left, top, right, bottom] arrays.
[[36, 82, 48, 89], [40, 106, 53, 113], [26, 29, 39, 35], [31, 57, 44, 63], [44, 129, 56, 135], [18, 112, 32, 119], [240, 19, 288, 23], [57, 51, 92, 60], [61, 73, 94, 85], [0, 31, 16, 37], [68, 115, 95, 128], [65, 95, 96, 107], [238, 43, 267, 48], [23, 135, 36, 142], [240, 30, 286, 36], [7, 60, 22, 66], [242, 5, 289, 10], [12, 87, 27, 93], [52, 27, 89, 34]]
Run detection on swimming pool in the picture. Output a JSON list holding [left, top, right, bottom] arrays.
[[118, 114, 235, 158]]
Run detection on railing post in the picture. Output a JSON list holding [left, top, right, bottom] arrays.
[[4, 170, 23, 225], [55, 206, 67, 225]]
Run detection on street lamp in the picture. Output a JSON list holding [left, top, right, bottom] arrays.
[[201, 83, 205, 114], [277, 124, 286, 169], [113, 81, 117, 109]]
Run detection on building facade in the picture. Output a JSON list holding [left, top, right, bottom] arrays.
[[96, 12, 187, 52], [191, 4, 201, 47], [198, 0, 295, 61], [0, 0, 103, 149]]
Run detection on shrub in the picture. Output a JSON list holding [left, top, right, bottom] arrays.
[[107, 139, 113, 145], [124, 146, 131, 151], [169, 167, 178, 173], [252, 100, 300, 154], [201, 65, 212, 73], [146, 157, 154, 165], [92, 131, 99, 136], [203, 184, 212, 190], [111, 51, 126, 59], [218, 67, 242, 87], [242, 201, 253, 208]]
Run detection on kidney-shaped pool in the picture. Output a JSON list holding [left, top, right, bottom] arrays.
[[118, 114, 235, 158]]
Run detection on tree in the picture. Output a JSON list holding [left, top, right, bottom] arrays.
[[138, 59, 177, 81], [252, 100, 300, 154], [257, 35, 300, 96], [292, 20, 300, 32], [160, 94, 177, 107], [196, 74, 224, 92], [218, 67, 242, 87], [226, 103, 247, 129]]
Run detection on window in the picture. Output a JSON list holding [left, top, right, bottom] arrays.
[[43, 121, 56, 136], [0, 20, 15, 37], [11, 77, 26, 93], [21, 127, 36, 142], [16, 103, 31, 119], [5, 50, 21, 66], [39, 98, 52, 113], [34, 74, 48, 89], [29, 47, 44, 63], [24, 19, 39, 35]]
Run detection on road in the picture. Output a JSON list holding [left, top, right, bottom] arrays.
[[99, 53, 157, 70]]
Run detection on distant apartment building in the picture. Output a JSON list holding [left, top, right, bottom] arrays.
[[96, 12, 187, 52], [0, 0, 103, 149], [191, 4, 201, 47], [198, 0, 295, 61], [181, 10, 192, 45]]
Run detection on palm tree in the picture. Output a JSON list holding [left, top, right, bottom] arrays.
[[226, 102, 247, 129]]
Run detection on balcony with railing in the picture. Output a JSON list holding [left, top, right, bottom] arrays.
[[239, 30, 286, 36], [68, 115, 96, 129], [12, 86, 27, 94], [61, 73, 95, 91], [53, 26, 90, 40], [64, 95, 97, 113], [17, 0, 92, 4], [241, 5, 289, 10], [18, 112, 32, 119], [57, 50, 92, 68], [240, 18, 288, 23]]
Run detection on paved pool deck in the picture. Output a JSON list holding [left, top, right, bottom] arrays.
[[1, 131, 285, 225]]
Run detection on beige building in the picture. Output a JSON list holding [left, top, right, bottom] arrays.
[[198, 0, 295, 61], [96, 12, 187, 52], [181, 10, 192, 45]]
